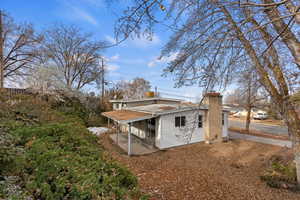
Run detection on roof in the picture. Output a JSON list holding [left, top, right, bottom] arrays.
[[125, 103, 208, 115], [102, 110, 154, 123], [102, 103, 229, 123], [109, 97, 182, 103]]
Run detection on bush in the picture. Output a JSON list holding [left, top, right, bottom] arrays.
[[261, 155, 298, 191], [12, 123, 138, 200], [0, 94, 143, 199], [0, 127, 23, 174], [50, 94, 90, 125]]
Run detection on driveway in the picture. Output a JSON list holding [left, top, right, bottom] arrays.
[[229, 131, 292, 148], [229, 119, 288, 136]]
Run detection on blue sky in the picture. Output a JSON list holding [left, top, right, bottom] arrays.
[[2, 0, 227, 102]]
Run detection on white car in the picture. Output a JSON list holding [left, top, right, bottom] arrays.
[[253, 112, 268, 120]]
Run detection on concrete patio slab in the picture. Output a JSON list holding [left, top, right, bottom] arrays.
[[109, 133, 159, 155]]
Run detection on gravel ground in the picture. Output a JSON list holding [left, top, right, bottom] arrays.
[[100, 135, 300, 200]]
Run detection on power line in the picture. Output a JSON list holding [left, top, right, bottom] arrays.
[[158, 91, 199, 99]]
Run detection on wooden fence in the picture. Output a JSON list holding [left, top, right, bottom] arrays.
[[0, 88, 34, 96]]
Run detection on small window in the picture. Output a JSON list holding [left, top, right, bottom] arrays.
[[175, 116, 186, 127], [175, 116, 181, 127], [222, 113, 225, 125], [198, 115, 203, 128]]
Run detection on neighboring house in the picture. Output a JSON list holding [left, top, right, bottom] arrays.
[[102, 93, 229, 155]]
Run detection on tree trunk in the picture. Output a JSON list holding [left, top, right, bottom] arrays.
[[219, 3, 300, 185], [0, 11, 4, 89], [283, 102, 300, 185], [245, 106, 251, 133]]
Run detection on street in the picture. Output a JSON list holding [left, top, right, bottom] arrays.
[[229, 119, 288, 136]]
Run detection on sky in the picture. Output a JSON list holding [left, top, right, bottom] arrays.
[[2, 0, 230, 102]]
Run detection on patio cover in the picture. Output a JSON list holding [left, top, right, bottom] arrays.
[[102, 110, 154, 124]]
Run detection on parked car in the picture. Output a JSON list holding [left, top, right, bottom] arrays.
[[253, 112, 268, 120], [232, 111, 243, 117]]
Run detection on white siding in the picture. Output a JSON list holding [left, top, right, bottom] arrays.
[[156, 110, 206, 149], [222, 112, 229, 138]]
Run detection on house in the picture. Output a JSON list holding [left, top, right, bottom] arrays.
[[102, 92, 229, 155]]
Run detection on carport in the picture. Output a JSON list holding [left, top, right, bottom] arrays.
[[102, 110, 157, 156]]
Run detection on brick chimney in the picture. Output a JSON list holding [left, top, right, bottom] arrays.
[[203, 92, 223, 143]]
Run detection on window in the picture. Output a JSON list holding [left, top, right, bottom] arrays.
[[175, 116, 186, 127], [181, 116, 186, 127], [222, 113, 225, 125], [198, 115, 203, 128]]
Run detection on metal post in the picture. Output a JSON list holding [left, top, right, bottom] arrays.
[[101, 58, 105, 105], [116, 123, 119, 145], [128, 123, 131, 156]]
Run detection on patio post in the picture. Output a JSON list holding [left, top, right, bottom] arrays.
[[116, 122, 119, 145], [107, 118, 110, 127], [128, 123, 132, 156]]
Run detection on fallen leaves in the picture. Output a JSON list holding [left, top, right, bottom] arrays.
[[100, 135, 300, 200]]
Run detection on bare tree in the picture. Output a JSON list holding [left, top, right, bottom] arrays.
[[106, 81, 125, 100], [228, 69, 264, 132], [41, 24, 107, 90], [112, 0, 300, 183], [0, 11, 42, 89], [25, 64, 66, 92], [111, 78, 151, 100]]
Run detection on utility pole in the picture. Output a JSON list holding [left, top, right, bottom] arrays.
[[155, 86, 158, 97], [0, 10, 4, 90], [101, 58, 105, 105]]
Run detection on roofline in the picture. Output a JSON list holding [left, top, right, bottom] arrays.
[[126, 106, 209, 116], [101, 112, 156, 124], [109, 97, 182, 103]]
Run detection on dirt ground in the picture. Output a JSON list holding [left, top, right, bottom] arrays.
[[99, 134, 300, 200]]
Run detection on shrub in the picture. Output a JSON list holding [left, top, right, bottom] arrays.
[[0, 127, 23, 174], [12, 123, 138, 200], [261, 155, 298, 191], [50, 95, 90, 125]]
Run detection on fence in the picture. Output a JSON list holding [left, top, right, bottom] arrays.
[[1, 88, 34, 96]]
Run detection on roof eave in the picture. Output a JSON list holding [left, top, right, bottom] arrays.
[[101, 112, 156, 124]]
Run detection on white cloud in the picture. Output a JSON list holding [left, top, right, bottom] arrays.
[[105, 63, 120, 72], [59, 0, 99, 26], [81, 0, 103, 7], [147, 52, 179, 67], [105, 35, 117, 44], [71, 6, 98, 26], [110, 54, 120, 61]]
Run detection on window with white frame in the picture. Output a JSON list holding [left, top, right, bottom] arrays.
[[175, 116, 186, 127]]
